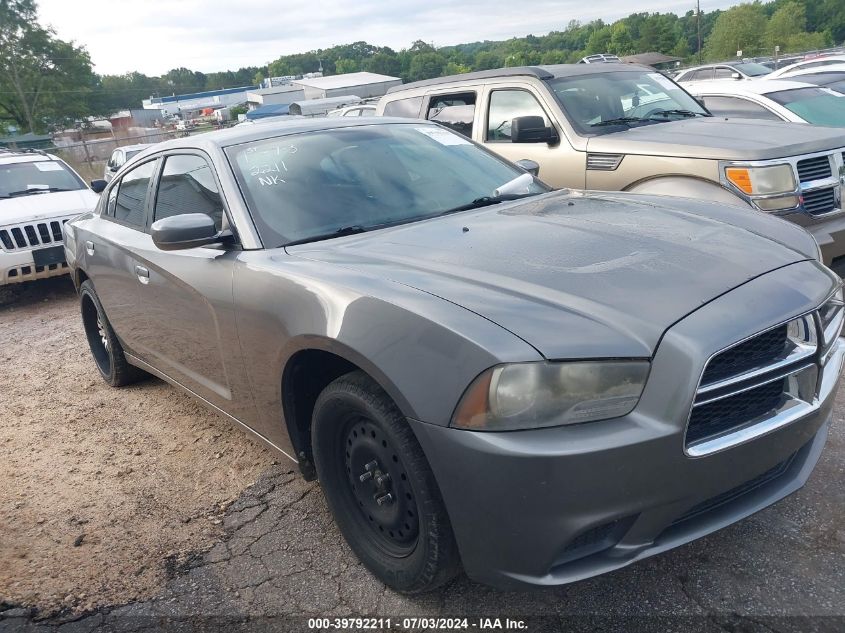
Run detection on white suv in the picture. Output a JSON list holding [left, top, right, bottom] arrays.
[[0, 148, 100, 289]]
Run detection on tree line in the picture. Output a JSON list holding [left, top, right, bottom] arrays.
[[1, 0, 842, 134]]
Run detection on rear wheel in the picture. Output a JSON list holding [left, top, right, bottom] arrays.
[[79, 280, 146, 387], [312, 371, 460, 593]]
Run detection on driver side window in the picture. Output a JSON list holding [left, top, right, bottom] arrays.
[[486, 90, 549, 142]]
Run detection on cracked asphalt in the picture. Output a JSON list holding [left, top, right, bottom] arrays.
[[2, 282, 845, 633]]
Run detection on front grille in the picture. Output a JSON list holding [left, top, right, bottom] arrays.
[[687, 379, 785, 445], [701, 325, 787, 385], [803, 187, 837, 215], [0, 219, 70, 252], [671, 451, 796, 527], [797, 155, 832, 182], [686, 312, 820, 455]]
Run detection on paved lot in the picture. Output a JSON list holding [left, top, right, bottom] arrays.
[[1, 277, 844, 633]]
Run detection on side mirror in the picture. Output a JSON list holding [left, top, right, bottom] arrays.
[[515, 159, 540, 177], [151, 213, 221, 251], [511, 116, 558, 144], [731, 72, 742, 80], [109, 165, 119, 172], [90, 179, 107, 194]]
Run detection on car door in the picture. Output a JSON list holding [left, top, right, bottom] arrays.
[[480, 84, 584, 189], [128, 151, 256, 419], [84, 158, 157, 353]]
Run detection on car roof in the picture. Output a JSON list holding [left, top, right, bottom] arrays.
[[782, 63, 845, 78], [0, 150, 60, 165], [773, 55, 845, 74], [118, 143, 152, 152], [685, 79, 819, 95], [386, 63, 651, 94], [134, 117, 437, 155]]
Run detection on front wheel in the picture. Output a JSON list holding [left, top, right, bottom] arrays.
[[312, 371, 461, 593], [79, 280, 146, 387]]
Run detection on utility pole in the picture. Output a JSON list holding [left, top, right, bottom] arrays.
[[696, 0, 702, 64]]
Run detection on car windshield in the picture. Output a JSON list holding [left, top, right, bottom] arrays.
[[546, 70, 709, 134], [767, 87, 845, 127], [226, 123, 549, 247], [799, 74, 845, 93], [0, 159, 85, 199], [733, 63, 772, 77]]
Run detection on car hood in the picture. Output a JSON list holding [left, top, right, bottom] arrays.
[[586, 117, 845, 161], [287, 191, 815, 359], [0, 189, 99, 225]]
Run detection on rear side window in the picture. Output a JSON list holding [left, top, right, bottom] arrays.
[[426, 92, 476, 137], [713, 67, 735, 79], [382, 96, 423, 118], [153, 154, 223, 230], [487, 90, 550, 141], [701, 96, 782, 121], [114, 160, 156, 227]]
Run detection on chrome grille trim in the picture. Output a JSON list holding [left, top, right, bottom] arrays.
[[0, 217, 73, 252], [685, 298, 844, 457]]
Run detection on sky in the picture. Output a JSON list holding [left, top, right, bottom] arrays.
[[38, 0, 740, 77]]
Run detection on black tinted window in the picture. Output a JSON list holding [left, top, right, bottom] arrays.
[[154, 154, 223, 230], [701, 96, 782, 121], [114, 160, 156, 227], [382, 96, 423, 118], [713, 67, 734, 79], [427, 92, 476, 137]]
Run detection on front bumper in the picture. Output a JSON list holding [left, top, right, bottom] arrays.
[[1, 249, 70, 285], [785, 211, 845, 265], [411, 260, 843, 589]]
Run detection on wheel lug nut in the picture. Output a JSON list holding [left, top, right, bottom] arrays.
[[359, 471, 373, 482], [376, 493, 393, 506], [364, 460, 378, 472], [375, 473, 390, 487]]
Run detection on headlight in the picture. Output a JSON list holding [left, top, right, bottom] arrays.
[[725, 164, 795, 196], [819, 286, 844, 358], [451, 360, 650, 431]]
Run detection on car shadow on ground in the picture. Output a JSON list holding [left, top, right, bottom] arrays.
[[0, 276, 77, 311]]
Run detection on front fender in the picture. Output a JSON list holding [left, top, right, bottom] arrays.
[[625, 176, 752, 208]]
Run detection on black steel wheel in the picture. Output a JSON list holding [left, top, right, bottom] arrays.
[[79, 280, 146, 387], [312, 370, 460, 593]]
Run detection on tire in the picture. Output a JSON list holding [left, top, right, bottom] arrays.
[[312, 370, 461, 593], [0, 284, 23, 307], [79, 279, 146, 387]]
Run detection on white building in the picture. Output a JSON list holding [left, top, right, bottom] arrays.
[[245, 85, 306, 111], [292, 72, 402, 100], [142, 86, 257, 117]]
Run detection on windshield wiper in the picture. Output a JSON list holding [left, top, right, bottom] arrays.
[[284, 224, 371, 246], [7, 187, 74, 197], [646, 109, 708, 119], [590, 117, 649, 127], [437, 192, 537, 216]]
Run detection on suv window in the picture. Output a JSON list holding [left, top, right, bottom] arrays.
[[487, 90, 550, 141], [153, 154, 223, 230], [0, 159, 85, 198], [382, 96, 423, 118], [114, 160, 156, 227], [426, 92, 476, 137], [701, 96, 782, 121]]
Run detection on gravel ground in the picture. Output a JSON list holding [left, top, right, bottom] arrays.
[[1, 276, 844, 632]]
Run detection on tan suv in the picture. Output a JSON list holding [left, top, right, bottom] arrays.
[[377, 64, 845, 263]]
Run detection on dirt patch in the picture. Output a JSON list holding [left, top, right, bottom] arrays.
[[0, 277, 275, 615]]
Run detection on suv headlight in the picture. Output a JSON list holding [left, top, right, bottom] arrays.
[[819, 286, 844, 360], [451, 360, 650, 431], [724, 164, 798, 211]]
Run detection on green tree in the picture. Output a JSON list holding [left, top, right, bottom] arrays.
[[705, 3, 768, 60], [408, 52, 446, 81], [365, 51, 401, 76], [766, 2, 807, 49], [474, 51, 502, 70], [334, 58, 359, 74], [609, 23, 635, 55], [0, 0, 97, 132]]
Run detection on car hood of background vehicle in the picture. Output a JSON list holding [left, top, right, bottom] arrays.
[[0, 189, 99, 225], [587, 117, 845, 161], [287, 191, 813, 359]]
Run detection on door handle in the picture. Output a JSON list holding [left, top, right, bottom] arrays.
[[134, 265, 150, 284], [85, 240, 95, 255]]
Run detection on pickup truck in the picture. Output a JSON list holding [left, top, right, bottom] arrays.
[[377, 63, 845, 264]]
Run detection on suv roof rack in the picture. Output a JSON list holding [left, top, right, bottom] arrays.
[[0, 146, 50, 157], [386, 66, 554, 94]]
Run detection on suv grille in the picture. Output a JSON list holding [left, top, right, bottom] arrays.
[[0, 219, 69, 252], [796, 155, 832, 182], [803, 188, 837, 215]]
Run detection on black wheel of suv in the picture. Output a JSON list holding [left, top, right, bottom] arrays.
[[79, 280, 146, 387], [312, 370, 461, 593]]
